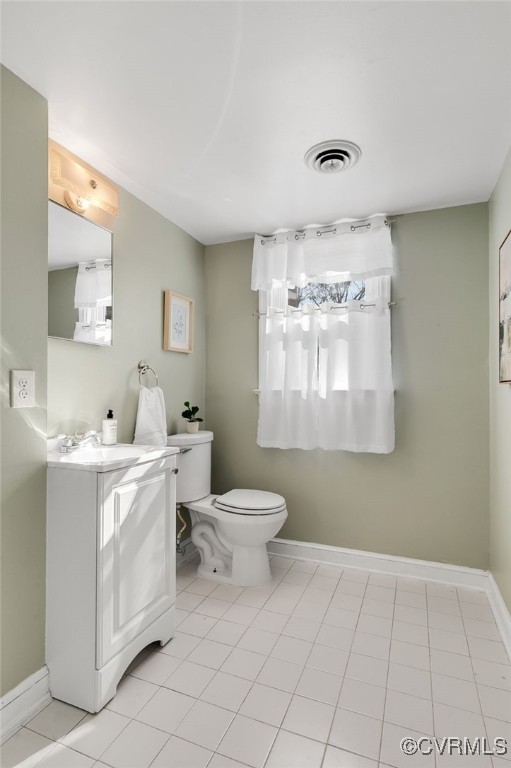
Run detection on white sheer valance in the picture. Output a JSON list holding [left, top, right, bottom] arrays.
[[74, 259, 112, 308], [252, 214, 393, 290]]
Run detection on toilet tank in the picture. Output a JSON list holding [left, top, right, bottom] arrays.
[[167, 431, 214, 503]]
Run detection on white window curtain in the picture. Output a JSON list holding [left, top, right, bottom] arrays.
[[254, 216, 394, 453], [73, 260, 112, 344]]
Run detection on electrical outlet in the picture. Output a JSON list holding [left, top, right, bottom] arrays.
[[10, 370, 36, 408]]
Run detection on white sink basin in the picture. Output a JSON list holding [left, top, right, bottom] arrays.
[[47, 443, 178, 472]]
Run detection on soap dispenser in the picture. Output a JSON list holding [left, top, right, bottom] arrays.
[[102, 410, 117, 445]]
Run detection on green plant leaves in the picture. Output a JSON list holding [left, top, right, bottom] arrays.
[[182, 401, 202, 422]]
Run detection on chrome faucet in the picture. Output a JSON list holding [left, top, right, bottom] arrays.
[[59, 431, 101, 453]]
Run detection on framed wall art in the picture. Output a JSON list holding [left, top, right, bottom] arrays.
[[164, 290, 194, 353], [499, 229, 511, 383]]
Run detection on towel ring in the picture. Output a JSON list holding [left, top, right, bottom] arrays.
[[137, 360, 159, 388]]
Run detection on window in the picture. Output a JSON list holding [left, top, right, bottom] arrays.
[[288, 280, 365, 308]]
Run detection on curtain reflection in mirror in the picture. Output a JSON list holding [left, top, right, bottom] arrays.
[[74, 260, 112, 343]]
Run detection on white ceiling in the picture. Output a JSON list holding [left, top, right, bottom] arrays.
[[2, 1, 511, 245]]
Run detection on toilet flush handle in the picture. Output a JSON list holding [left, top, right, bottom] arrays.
[[179, 447, 192, 454]]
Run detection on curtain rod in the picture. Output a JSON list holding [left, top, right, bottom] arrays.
[[259, 218, 397, 246], [253, 301, 396, 317]]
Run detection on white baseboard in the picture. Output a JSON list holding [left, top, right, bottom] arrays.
[[0, 666, 51, 744], [268, 538, 489, 589], [487, 572, 511, 662], [268, 537, 511, 660]]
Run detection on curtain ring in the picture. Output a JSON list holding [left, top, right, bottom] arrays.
[[316, 227, 337, 238]]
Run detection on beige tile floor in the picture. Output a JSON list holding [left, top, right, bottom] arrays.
[[2, 557, 510, 768]]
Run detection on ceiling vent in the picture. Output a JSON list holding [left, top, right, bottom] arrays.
[[304, 140, 362, 173]]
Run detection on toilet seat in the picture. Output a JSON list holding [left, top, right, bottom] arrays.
[[214, 489, 286, 516]]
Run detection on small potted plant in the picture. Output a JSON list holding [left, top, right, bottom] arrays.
[[182, 401, 203, 434]]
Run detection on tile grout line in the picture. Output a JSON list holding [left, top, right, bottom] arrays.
[[379, 577, 397, 766], [322, 569, 377, 765]]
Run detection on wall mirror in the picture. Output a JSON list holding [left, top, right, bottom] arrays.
[[48, 201, 113, 346]]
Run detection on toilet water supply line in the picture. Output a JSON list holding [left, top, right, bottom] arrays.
[[175, 445, 194, 554], [176, 504, 191, 555]]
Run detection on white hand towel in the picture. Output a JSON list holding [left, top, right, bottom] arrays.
[[133, 386, 167, 446]]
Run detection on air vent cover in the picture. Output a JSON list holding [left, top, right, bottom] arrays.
[[304, 140, 362, 173]]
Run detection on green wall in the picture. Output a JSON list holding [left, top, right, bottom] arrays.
[[1, 66, 48, 695], [48, 266, 77, 340], [205, 204, 490, 570], [489, 147, 511, 610]]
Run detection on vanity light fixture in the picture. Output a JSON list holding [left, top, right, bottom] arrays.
[[63, 190, 90, 214], [49, 141, 119, 217]]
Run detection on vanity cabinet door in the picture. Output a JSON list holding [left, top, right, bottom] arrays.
[[97, 460, 176, 668]]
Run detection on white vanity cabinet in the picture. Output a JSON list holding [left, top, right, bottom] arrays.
[[46, 446, 178, 712]]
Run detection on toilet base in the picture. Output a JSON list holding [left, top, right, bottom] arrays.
[[193, 544, 272, 587], [196, 562, 232, 584], [186, 495, 285, 588], [231, 543, 272, 587], [194, 543, 270, 587]]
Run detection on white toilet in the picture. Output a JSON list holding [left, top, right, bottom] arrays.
[[167, 431, 287, 587]]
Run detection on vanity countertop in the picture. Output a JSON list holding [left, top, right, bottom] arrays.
[[47, 443, 179, 473]]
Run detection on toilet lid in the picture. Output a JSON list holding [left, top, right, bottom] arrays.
[[214, 489, 286, 516]]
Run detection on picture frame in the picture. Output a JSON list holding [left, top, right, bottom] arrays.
[[499, 229, 511, 383], [163, 290, 194, 353]]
